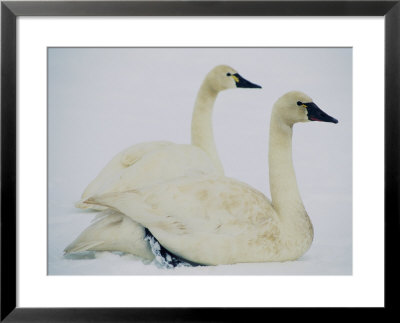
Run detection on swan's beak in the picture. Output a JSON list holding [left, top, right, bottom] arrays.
[[233, 73, 262, 89], [305, 103, 338, 124]]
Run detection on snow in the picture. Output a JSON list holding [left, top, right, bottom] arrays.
[[47, 47, 352, 276], [49, 205, 352, 275]]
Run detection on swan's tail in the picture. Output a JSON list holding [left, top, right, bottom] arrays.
[[64, 209, 154, 260]]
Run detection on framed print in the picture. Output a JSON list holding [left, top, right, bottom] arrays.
[[1, 0, 398, 321]]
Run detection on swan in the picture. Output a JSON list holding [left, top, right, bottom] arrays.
[[65, 65, 260, 259], [75, 65, 261, 210], [83, 91, 338, 265]]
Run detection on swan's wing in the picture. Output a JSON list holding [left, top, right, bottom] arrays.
[[119, 141, 173, 167], [88, 175, 275, 233], [76, 141, 173, 209], [85, 175, 278, 264], [64, 209, 154, 260], [103, 144, 220, 195]]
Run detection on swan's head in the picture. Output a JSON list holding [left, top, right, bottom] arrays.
[[205, 65, 262, 92], [273, 91, 338, 126]]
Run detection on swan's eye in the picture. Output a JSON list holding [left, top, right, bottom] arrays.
[[226, 73, 231, 76], [297, 101, 307, 108]]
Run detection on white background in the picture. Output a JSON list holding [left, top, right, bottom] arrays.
[[18, 17, 384, 307]]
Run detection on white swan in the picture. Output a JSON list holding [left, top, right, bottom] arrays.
[[83, 91, 338, 265], [75, 65, 261, 210], [65, 65, 260, 259]]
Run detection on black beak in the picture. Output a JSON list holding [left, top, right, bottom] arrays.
[[233, 73, 262, 89], [305, 102, 338, 124]]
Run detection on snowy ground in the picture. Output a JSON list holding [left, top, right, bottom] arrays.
[[50, 222, 352, 276], [49, 193, 352, 275], [47, 48, 352, 275]]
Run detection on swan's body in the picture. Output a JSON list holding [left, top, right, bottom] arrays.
[[84, 91, 338, 265], [66, 65, 260, 258]]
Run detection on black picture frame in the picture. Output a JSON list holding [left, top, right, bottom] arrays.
[[1, 0, 398, 321]]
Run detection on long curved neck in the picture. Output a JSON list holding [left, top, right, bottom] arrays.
[[268, 110, 313, 256], [269, 112, 302, 213], [191, 81, 224, 174]]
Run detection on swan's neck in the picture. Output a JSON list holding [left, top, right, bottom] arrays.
[[268, 112, 313, 257], [191, 82, 224, 174]]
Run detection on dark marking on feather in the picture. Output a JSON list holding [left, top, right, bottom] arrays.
[[144, 228, 204, 268]]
